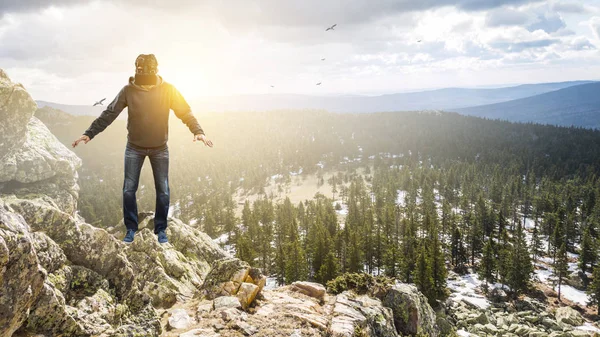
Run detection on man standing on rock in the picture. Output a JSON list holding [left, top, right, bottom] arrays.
[[72, 54, 213, 244]]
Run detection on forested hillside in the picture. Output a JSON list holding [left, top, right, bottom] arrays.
[[37, 106, 600, 311]]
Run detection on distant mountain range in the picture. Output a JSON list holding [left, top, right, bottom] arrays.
[[454, 82, 600, 129], [192, 80, 593, 113], [36, 80, 599, 128], [37, 80, 592, 115]]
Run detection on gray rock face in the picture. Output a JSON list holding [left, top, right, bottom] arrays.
[[0, 118, 81, 184], [330, 291, 399, 337], [382, 283, 439, 337], [0, 71, 81, 215], [0, 201, 46, 337], [0, 69, 38, 159]]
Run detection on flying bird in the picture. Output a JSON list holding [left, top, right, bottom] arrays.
[[93, 98, 106, 106], [417, 40, 422, 43], [316, 82, 322, 86], [325, 24, 337, 31], [270, 85, 275, 88], [321, 58, 326, 61]]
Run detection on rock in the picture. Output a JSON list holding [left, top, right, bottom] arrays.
[[566, 271, 586, 290], [232, 320, 257, 336], [0, 118, 82, 214], [0, 69, 38, 158], [382, 283, 439, 337], [290, 281, 326, 302], [202, 258, 251, 299], [246, 267, 267, 292], [354, 294, 399, 337], [179, 328, 220, 337], [542, 317, 561, 331], [168, 309, 194, 330], [220, 307, 245, 322], [214, 296, 242, 310], [436, 316, 454, 337], [329, 291, 398, 337], [484, 323, 498, 334], [555, 307, 584, 326], [24, 281, 87, 336], [513, 324, 530, 335], [197, 300, 213, 315], [490, 287, 508, 303], [30, 231, 67, 274], [255, 289, 328, 333], [237, 282, 260, 310], [514, 297, 545, 313], [330, 292, 368, 337], [0, 203, 46, 337]]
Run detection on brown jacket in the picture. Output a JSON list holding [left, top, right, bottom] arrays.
[[84, 75, 204, 148]]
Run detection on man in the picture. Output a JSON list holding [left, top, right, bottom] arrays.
[[72, 54, 213, 244]]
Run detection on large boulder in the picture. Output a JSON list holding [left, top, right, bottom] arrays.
[[331, 292, 399, 337], [0, 117, 82, 214], [382, 283, 440, 337], [0, 72, 80, 215], [200, 257, 266, 310], [290, 281, 326, 303], [0, 118, 81, 184], [0, 69, 38, 158], [201, 257, 251, 299], [555, 306, 584, 326]]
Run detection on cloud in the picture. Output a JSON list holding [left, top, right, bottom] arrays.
[[490, 38, 559, 53], [527, 12, 566, 33], [0, 0, 597, 103], [486, 8, 530, 27], [2, 0, 545, 22], [589, 16, 600, 40], [0, 0, 83, 15], [552, 1, 587, 14], [570, 37, 596, 50]]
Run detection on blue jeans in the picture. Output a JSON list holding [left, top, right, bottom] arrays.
[[123, 142, 170, 234]]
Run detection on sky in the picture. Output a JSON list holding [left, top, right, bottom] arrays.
[[1, 0, 600, 104]]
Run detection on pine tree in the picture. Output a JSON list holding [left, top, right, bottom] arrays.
[[451, 226, 468, 273], [587, 265, 600, 315], [413, 243, 434, 305], [431, 233, 448, 302], [317, 250, 339, 283], [284, 240, 309, 284], [235, 228, 256, 266], [579, 227, 596, 275], [400, 218, 417, 281], [530, 223, 544, 263], [553, 243, 570, 302], [479, 235, 496, 291], [507, 223, 533, 295]]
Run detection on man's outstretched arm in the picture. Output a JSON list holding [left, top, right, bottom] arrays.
[[73, 87, 127, 147], [170, 84, 213, 147]]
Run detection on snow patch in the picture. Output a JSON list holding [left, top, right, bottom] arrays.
[[447, 273, 490, 309]]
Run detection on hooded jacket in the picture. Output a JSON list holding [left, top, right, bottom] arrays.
[[84, 75, 205, 149]]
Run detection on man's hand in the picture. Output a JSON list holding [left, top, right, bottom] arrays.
[[72, 135, 91, 148], [194, 134, 213, 147]]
